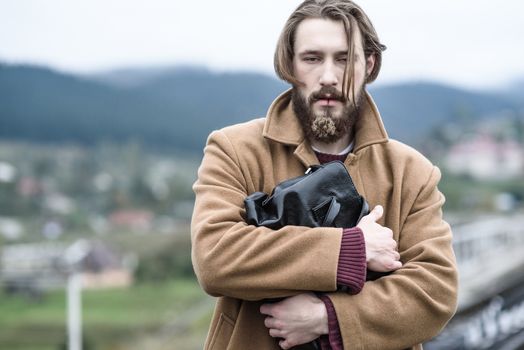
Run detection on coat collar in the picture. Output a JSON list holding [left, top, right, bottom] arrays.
[[262, 89, 389, 156]]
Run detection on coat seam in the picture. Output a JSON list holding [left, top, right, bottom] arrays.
[[218, 129, 248, 193]]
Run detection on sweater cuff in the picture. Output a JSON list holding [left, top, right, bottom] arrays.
[[318, 295, 343, 350], [337, 227, 366, 294]]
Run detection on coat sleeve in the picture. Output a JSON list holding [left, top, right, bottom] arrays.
[[326, 166, 458, 350], [191, 130, 344, 301]]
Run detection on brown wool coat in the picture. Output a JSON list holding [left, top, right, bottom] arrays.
[[191, 90, 458, 350]]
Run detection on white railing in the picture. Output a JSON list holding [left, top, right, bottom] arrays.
[[452, 214, 524, 266], [452, 214, 524, 310]]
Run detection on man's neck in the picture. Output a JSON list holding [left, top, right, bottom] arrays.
[[310, 133, 353, 155]]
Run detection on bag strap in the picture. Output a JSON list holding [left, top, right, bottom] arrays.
[[323, 197, 340, 226]]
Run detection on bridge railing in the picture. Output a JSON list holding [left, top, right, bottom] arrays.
[[452, 214, 524, 267], [426, 214, 524, 350]]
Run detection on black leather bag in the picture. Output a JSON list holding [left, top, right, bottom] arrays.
[[244, 161, 369, 229]]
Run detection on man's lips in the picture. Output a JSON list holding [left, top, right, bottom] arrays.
[[315, 98, 341, 106]]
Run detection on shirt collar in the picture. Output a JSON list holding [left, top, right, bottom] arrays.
[[311, 142, 354, 155]]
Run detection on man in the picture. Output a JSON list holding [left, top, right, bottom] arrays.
[[191, 0, 458, 349]]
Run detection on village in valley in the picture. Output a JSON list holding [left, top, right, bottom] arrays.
[[1, 109, 523, 300]]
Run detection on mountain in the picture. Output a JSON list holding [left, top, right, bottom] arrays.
[[370, 82, 519, 142], [502, 79, 524, 106], [0, 64, 287, 152], [0, 63, 521, 153], [87, 65, 206, 88]]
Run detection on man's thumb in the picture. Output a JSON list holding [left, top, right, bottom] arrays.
[[369, 205, 384, 222]]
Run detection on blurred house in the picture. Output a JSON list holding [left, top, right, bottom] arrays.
[[43, 192, 75, 215], [0, 242, 67, 296], [0, 161, 17, 183], [16, 176, 42, 197], [80, 240, 133, 289], [0, 217, 24, 240], [0, 240, 133, 296], [108, 209, 154, 232], [445, 134, 524, 180]]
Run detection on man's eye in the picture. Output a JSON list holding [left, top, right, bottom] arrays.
[[304, 57, 320, 63]]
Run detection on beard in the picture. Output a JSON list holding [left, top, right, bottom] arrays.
[[292, 84, 365, 144]]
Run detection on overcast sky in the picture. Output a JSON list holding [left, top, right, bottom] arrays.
[[1, 0, 523, 89]]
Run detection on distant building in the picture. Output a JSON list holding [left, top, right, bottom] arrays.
[[0, 217, 24, 240], [16, 176, 42, 197], [445, 134, 524, 180], [108, 209, 153, 232], [0, 162, 17, 183], [0, 242, 67, 294], [0, 240, 133, 295], [43, 192, 75, 215]]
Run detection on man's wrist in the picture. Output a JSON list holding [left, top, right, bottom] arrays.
[[314, 297, 329, 336]]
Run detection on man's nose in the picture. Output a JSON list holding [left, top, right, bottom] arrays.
[[319, 61, 339, 87]]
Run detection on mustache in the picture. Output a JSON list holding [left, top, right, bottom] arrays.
[[309, 86, 346, 104]]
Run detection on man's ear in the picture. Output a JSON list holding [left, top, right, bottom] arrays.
[[366, 54, 376, 76]]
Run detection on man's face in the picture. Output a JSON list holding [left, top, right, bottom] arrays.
[[291, 18, 374, 143]]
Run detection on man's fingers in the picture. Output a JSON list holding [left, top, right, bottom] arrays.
[[393, 250, 400, 260], [384, 257, 402, 270], [269, 327, 283, 338], [370, 254, 403, 272], [264, 316, 281, 329], [367, 205, 383, 222], [260, 304, 272, 316], [279, 339, 291, 350], [391, 260, 403, 269]]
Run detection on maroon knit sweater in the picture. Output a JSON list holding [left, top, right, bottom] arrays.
[[315, 151, 367, 350]]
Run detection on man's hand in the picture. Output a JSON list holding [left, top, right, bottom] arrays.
[[357, 205, 402, 272], [260, 293, 328, 349]]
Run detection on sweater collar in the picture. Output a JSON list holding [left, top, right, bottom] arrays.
[[262, 89, 389, 154]]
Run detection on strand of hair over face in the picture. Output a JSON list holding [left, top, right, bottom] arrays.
[[320, 4, 358, 105]]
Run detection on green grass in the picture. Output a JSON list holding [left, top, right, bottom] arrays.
[[439, 172, 524, 212], [0, 278, 212, 350]]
